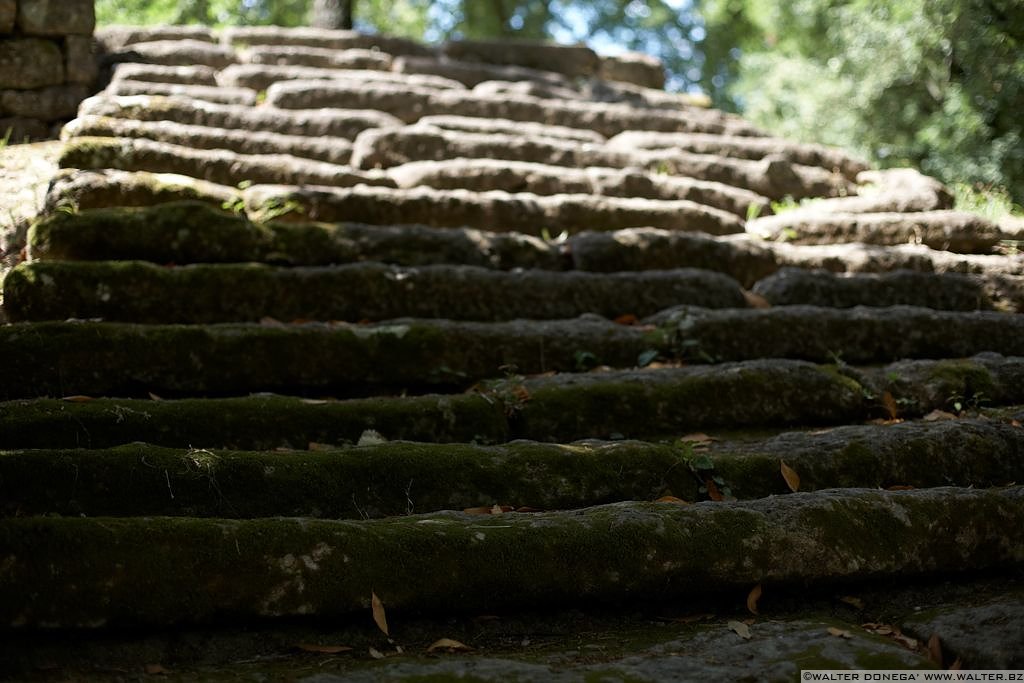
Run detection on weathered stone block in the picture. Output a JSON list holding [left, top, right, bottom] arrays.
[[0, 116, 48, 141], [1, 84, 89, 120], [598, 52, 665, 89], [0, 38, 64, 89], [64, 35, 98, 85], [0, 0, 15, 33], [17, 0, 95, 36]]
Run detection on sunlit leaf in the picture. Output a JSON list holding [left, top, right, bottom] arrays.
[[727, 620, 752, 639], [746, 583, 762, 615], [780, 460, 800, 492], [371, 591, 389, 637], [427, 638, 472, 653]]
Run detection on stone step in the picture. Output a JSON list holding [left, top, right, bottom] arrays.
[[264, 80, 760, 138], [352, 127, 841, 201], [752, 267, 1024, 312], [242, 45, 393, 71], [28, 200, 560, 269], [2, 487, 1021, 628], [608, 130, 868, 179], [388, 159, 769, 217], [392, 54, 581, 88], [43, 168, 241, 214], [216, 63, 465, 93], [747, 210, 1002, 253], [763, 168, 954, 217], [64, 115, 355, 165], [103, 78, 259, 106], [652, 305, 1024, 364], [58, 136, 393, 192], [5, 418, 1022, 518], [219, 26, 435, 58], [241, 184, 745, 235], [416, 113, 605, 143], [105, 38, 238, 69], [442, 38, 600, 79], [96, 25, 218, 52], [109, 62, 220, 87], [2, 261, 746, 323], [3, 355, 1021, 449], [78, 94, 403, 139]]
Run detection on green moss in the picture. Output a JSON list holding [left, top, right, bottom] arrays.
[[926, 360, 998, 407]]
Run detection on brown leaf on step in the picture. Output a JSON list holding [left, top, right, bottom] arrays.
[[300, 398, 330, 405], [654, 495, 690, 505], [148, 392, 164, 401], [827, 627, 853, 639], [61, 395, 93, 402], [746, 583, 762, 615], [949, 658, 962, 670], [862, 623, 893, 635], [886, 485, 915, 491], [295, 643, 353, 654], [681, 432, 715, 444], [892, 632, 918, 650], [371, 591, 389, 637], [923, 409, 957, 421], [705, 479, 724, 502], [882, 391, 899, 420], [780, 460, 800, 492], [259, 316, 284, 327], [427, 638, 473, 653], [727, 620, 752, 640], [928, 633, 943, 665], [743, 290, 772, 308], [368, 647, 386, 659], [490, 504, 514, 514], [515, 506, 542, 513], [144, 664, 171, 675], [1011, 419, 1022, 428], [463, 506, 494, 515], [308, 442, 335, 451], [839, 595, 864, 610], [613, 313, 639, 325]]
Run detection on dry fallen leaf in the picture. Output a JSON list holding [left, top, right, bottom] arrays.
[[743, 290, 772, 308], [490, 504, 505, 515], [654, 495, 690, 505], [61, 395, 93, 402], [923, 409, 957, 421], [746, 583, 762, 615], [463, 506, 493, 515], [949, 658, 962, 670], [1011, 419, 1022, 428], [148, 392, 164, 401], [296, 643, 353, 654], [371, 591, 389, 637], [882, 391, 899, 420], [780, 460, 800, 492], [368, 647, 386, 660], [613, 313, 639, 325], [727, 620, 752, 640], [705, 479, 724, 502], [515, 506, 542, 513], [308, 442, 336, 451], [259, 316, 284, 327], [300, 398, 330, 405], [827, 627, 853, 639], [892, 632, 918, 650], [839, 595, 864, 610], [144, 664, 170, 675], [681, 432, 715, 445], [427, 638, 472, 653], [928, 633, 943, 665]]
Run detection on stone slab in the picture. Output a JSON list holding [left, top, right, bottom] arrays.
[[106, 39, 237, 69], [105, 79, 258, 106], [0, 84, 90, 120], [63, 34, 98, 85], [109, 63, 220, 87], [0, 38, 64, 89], [16, 0, 95, 35]]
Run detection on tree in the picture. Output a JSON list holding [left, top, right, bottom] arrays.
[[312, 0, 354, 30]]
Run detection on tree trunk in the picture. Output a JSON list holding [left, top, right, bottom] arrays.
[[311, 0, 354, 30]]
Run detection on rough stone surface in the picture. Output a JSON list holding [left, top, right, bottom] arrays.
[[0, 38, 64, 89], [105, 79, 258, 106], [0, 0, 14, 33], [415, 114, 605, 143], [43, 168, 240, 214], [748, 210, 1003, 253], [220, 26, 434, 57], [442, 38, 600, 78], [598, 51, 665, 89], [243, 45, 393, 71], [106, 39, 237, 69], [218, 63, 464, 93], [58, 136, 393, 190], [393, 54, 574, 89], [95, 25, 217, 52], [109, 62, 220, 87], [79, 94, 402, 138], [0, 84, 90, 119], [16, 0, 95, 36], [3, 260, 746, 324], [902, 595, 1024, 669], [64, 115, 354, 165]]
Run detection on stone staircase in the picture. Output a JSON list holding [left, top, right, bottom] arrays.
[[2, 25, 1024, 681]]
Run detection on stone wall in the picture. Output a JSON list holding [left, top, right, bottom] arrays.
[[0, 0, 96, 141]]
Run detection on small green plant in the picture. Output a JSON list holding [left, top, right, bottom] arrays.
[[0, 127, 12, 151], [573, 350, 599, 371], [947, 390, 989, 413], [746, 203, 763, 222], [953, 182, 1022, 222], [678, 441, 734, 501], [221, 196, 246, 215], [476, 365, 531, 417], [54, 190, 80, 215], [257, 197, 303, 222]]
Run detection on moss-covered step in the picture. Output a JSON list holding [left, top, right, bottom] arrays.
[[2, 487, 1022, 628], [649, 305, 1024, 364], [218, 63, 465, 92], [42, 168, 240, 214], [0, 318, 661, 398], [3, 260, 746, 323], [241, 183, 745, 236], [746, 210, 1002, 254], [78, 93, 403, 139], [29, 200, 563, 270], [105, 79, 260, 106], [4, 356, 1020, 449], [5, 419, 1023, 518], [64, 115, 355, 165], [752, 267, 1024, 312], [58, 137, 395, 190]]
